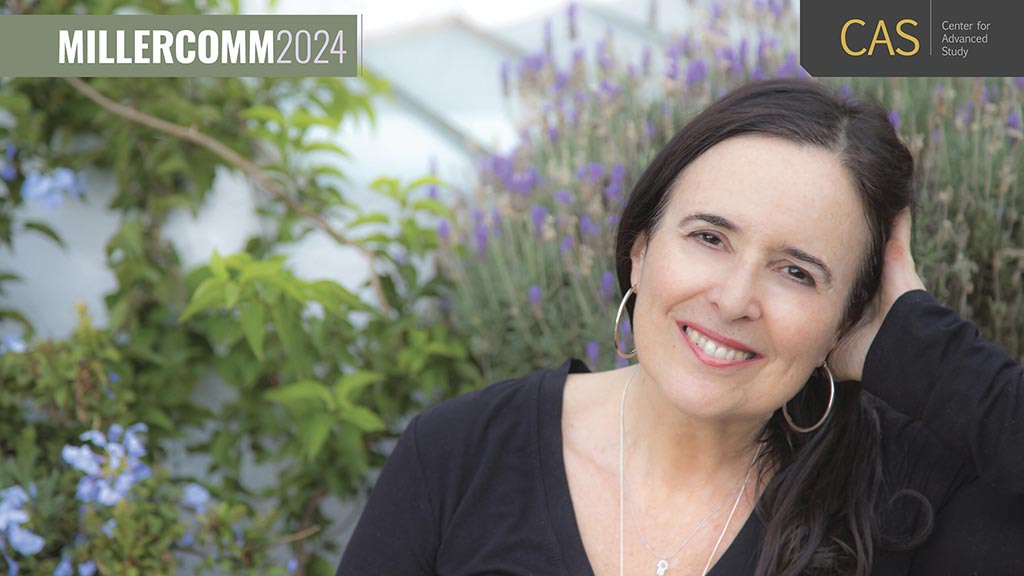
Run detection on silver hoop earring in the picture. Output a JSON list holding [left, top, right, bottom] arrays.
[[783, 361, 835, 433], [613, 286, 637, 359]]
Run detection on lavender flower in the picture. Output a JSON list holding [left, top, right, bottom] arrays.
[[769, 0, 786, 19], [491, 207, 503, 238], [520, 52, 547, 76], [596, 37, 613, 72], [560, 236, 574, 253], [555, 189, 574, 205], [531, 205, 548, 237], [666, 57, 680, 81], [507, 166, 540, 195], [528, 285, 542, 305], [586, 341, 600, 366], [601, 271, 616, 301], [598, 80, 621, 99], [580, 215, 601, 236], [1015, 77, 1024, 91], [888, 110, 901, 132], [577, 162, 604, 183], [838, 83, 853, 100], [1008, 111, 1021, 131], [685, 58, 708, 87], [775, 52, 805, 77], [474, 223, 489, 255], [436, 218, 451, 242]]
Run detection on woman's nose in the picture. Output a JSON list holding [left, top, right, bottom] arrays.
[[706, 259, 763, 322]]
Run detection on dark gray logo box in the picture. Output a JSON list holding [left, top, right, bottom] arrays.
[[801, 0, 1018, 76]]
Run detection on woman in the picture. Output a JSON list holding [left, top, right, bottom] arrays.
[[337, 79, 1024, 575]]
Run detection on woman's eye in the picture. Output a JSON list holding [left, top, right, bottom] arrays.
[[691, 231, 724, 247], [784, 265, 816, 286]]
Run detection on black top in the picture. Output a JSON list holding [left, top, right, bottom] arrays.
[[337, 291, 1024, 575]]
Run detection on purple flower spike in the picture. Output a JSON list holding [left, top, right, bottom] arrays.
[[528, 285, 542, 305], [580, 215, 600, 236], [769, 0, 784, 18], [601, 271, 615, 301], [436, 218, 451, 241], [475, 224, 489, 255], [1009, 110, 1021, 131], [555, 189, 574, 204], [888, 110, 901, 132], [531, 205, 548, 237], [685, 58, 708, 86], [577, 162, 605, 183], [610, 164, 626, 185], [1014, 77, 1024, 91], [586, 341, 600, 366], [560, 236, 574, 253]]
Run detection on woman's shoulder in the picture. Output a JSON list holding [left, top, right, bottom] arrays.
[[409, 358, 580, 458]]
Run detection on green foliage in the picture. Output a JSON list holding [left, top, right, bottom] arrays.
[[0, 2, 480, 575]]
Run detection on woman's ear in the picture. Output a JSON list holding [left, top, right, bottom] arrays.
[[629, 232, 647, 288]]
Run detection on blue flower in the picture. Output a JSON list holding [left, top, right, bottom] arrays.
[[182, 483, 211, 514], [53, 557, 73, 576], [0, 335, 26, 355], [101, 518, 117, 538], [1, 484, 45, 561], [178, 530, 195, 547], [63, 423, 150, 506], [528, 285, 542, 305], [0, 143, 15, 182], [287, 558, 299, 574], [77, 562, 96, 576], [21, 168, 86, 210]]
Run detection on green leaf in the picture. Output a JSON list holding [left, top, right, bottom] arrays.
[[296, 412, 334, 460], [342, 405, 385, 432], [180, 277, 228, 322], [23, 220, 66, 249], [239, 303, 265, 361], [264, 380, 334, 410], [346, 213, 390, 229], [239, 259, 286, 284], [411, 199, 450, 217], [241, 105, 286, 126], [209, 250, 228, 279], [302, 140, 350, 158], [333, 371, 385, 406]]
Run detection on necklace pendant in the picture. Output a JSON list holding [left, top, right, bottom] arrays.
[[656, 559, 669, 575]]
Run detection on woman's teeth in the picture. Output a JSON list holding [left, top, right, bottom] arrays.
[[684, 326, 756, 361]]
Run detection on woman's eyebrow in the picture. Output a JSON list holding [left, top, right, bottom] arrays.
[[678, 212, 835, 287]]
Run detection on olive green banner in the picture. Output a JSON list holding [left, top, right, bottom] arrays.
[[0, 15, 360, 77]]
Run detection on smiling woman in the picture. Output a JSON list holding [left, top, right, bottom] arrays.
[[336, 79, 1024, 576]]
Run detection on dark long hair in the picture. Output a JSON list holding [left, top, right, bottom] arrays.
[[614, 78, 930, 575]]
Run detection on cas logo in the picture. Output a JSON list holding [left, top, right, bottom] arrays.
[[841, 19, 920, 56]]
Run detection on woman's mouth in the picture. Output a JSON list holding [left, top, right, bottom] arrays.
[[680, 324, 760, 366]]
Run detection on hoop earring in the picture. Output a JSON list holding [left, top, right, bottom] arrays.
[[613, 286, 637, 359], [783, 361, 835, 433]]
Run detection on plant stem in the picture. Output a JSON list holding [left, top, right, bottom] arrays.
[[63, 77, 393, 317]]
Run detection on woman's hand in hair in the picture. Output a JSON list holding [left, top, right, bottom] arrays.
[[828, 208, 927, 382]]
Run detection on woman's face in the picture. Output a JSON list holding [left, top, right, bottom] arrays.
[[629, 134, 869, 423]]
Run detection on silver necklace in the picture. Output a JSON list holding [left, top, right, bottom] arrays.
[[618, 365, 763, 576]]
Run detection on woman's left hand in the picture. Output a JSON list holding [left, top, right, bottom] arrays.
[[828, 208, 927, 382]]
